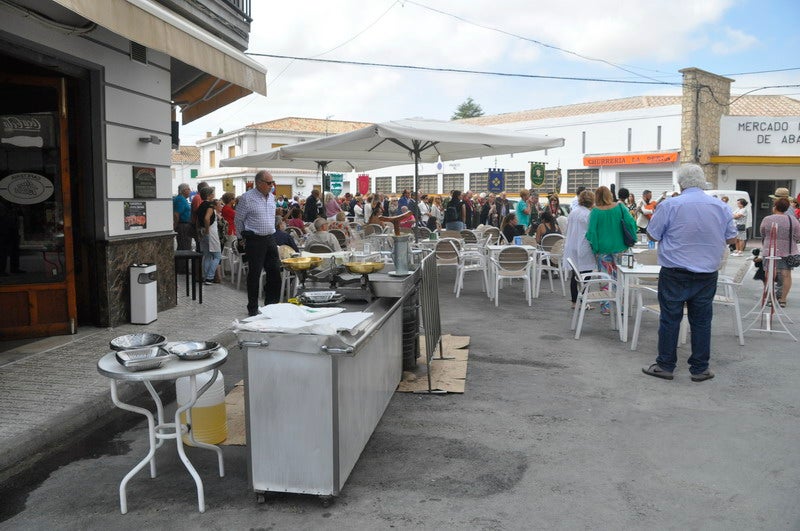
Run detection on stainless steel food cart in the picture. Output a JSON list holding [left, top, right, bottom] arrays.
[[237, 268, 420, 504]]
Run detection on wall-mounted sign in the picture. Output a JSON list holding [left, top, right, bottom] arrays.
[[222, 178, 235, 193], [0, 172, 54, 204], [719, 116, 800, 156], [132, 166, 157, 198], [124, 201, 147, 230], [583, 152, 679, 167]]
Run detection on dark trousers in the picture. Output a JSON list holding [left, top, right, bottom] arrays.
[[244, 234, 281, 313], [656, 267, 718, 375], [570, 269, 593, 303]]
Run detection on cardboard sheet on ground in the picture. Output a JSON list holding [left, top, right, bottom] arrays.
[[221, 382, 247, 446], [396, 335, 470, 394]]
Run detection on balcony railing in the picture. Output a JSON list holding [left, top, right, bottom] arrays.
[[223, 0, 250, 18]]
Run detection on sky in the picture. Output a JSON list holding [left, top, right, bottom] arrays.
[[179, 0, 800, 144]]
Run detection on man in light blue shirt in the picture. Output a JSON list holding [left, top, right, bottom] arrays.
[[234, 170, 281, 316], [642, 164, 737, 382]]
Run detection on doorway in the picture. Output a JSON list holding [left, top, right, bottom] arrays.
[[0, 74, 77, 338], [736, 179, 792, 238]]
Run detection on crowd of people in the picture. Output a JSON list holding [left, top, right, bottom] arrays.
[[174, 167, 800, 379]]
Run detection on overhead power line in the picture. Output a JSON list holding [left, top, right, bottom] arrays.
[[247, 53, 681, 86]]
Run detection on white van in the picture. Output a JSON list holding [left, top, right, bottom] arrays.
[[704, 189, 753, 228]]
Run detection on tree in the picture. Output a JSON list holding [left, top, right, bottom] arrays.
[[451, 97, 484, 120]]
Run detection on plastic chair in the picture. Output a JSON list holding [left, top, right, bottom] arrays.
[[482, 227, 501, 245], [538, 233, 564, 252], [329, 228, 348, 250], [714, 259, 753, 346], [567, 258, 623, 340], [439, 230, 462, 240], [231, 239, 248, 290], [629, 284, 689, 351], [460, 230, 478, 244], [306, 243, 334, 254], [490, 246, 534, 307], [455, 240, 489, 298], [417, 226, 431, 239], [519, 235, 537, 246], [537, 238, 566, 297], [434, 238, 462, 293], [285, 226, 304, 247]]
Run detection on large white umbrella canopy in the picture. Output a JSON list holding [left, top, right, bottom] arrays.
[[219, 144, 405, 172], [276, 118, 565, 191]]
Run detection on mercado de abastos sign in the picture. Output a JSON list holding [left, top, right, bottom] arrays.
[[719, 116, 800, 158]]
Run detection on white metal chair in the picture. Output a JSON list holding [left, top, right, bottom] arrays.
[[714, 259, 753, 346], [490, 246, 534, 307], [567, 257, 623, 340]]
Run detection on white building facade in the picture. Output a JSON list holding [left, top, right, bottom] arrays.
[[0, 0, 266, 336]]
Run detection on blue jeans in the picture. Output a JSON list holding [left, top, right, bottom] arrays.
[[656, 267, 718, 375], [445, 221, 465, 231]]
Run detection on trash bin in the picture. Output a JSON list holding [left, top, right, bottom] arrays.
[[130, 263, 157, 324]]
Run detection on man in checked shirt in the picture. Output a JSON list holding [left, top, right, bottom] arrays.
[[235, 170, 282, 316]]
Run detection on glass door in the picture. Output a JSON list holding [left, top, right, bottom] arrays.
[[0, 75, 76, 337]]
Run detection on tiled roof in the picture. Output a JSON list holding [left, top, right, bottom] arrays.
[[247, 117, 373, 134], [464, 95, 800, 126], [171, 145, 200, 164]]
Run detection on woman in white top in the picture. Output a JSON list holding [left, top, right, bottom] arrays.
[[418, 194, 431, 227], [732, 198, 749, 255], [563, 190, 596, 308]]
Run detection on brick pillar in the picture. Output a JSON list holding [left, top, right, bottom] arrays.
[[679, 68, 734, 187]]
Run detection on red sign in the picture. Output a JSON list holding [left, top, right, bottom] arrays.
[[357, 174, 370, 195], [583, 152, 679, 166]]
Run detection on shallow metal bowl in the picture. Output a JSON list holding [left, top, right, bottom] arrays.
[[115, 346, 171, 371], [343, 261, 385, 274], [281, 256, 323, 271], [168, 341, 220, 361], [110, 333, 167, 351]]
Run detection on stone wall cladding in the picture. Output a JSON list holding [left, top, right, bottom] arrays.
[[680, 68, 734, 187], [97, 235, 177, 327]]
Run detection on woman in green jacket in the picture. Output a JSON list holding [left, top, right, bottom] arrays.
[[586, 185, 637, 314]]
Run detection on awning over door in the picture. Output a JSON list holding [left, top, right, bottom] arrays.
[[50, 0, 267, 123]]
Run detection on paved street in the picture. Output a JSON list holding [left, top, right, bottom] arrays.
[[1, 256, 799, 530]]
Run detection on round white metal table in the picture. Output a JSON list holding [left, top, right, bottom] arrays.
[[97, 347, 228, 514]]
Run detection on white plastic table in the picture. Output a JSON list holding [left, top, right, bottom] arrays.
[[616, 264, 661, 342], [97, 347, 228, 514]]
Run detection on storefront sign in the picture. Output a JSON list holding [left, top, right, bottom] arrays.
[[124, 201, 147, 230], [132, 166, 157, 198], [0, 172, 54, 204], [583, 152, 678, 166], [719, 116, 800, 156]]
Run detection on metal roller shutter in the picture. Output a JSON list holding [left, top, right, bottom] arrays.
[[618, 171, 674, 203]]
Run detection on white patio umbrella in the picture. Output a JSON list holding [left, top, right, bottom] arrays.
[[277, 118, 566, 191], [219, 144, 405, 173]]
